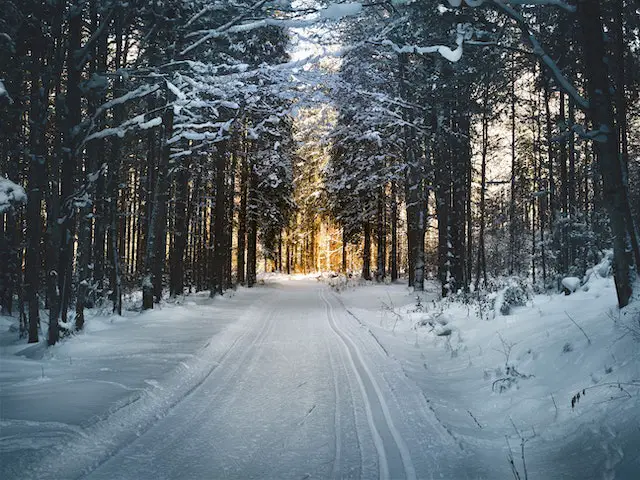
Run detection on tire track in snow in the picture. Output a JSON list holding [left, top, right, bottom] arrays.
[[321, 288, 417, 480]]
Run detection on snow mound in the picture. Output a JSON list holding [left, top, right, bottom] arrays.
[[561, 276, 581, 293]]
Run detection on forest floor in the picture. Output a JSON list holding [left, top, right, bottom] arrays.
[[1, 274, 639, 479]]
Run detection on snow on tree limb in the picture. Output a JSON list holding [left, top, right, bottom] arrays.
[[446, 0, 576, 12], [181, 2, 364, 56], [490, 1, 589, 110], [80, 84, 162, 147], [0, 79, 13, 105], [84, 114, 163, 142], [0, 176, 27, 213], [378, 23, 471, 62], [96, 84, 161, 116]]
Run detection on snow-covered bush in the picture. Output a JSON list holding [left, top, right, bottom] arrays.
[[463, 277, 531, 320], [498, 282, 529, 315]]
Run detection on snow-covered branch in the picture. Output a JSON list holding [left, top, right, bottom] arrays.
[[0, 79, 13, 105], [374, 23, 472, 62], [446, 0, 576, 12], [0, 176, 26, 213], [490, 1, 589, 110], [181, 2, 363, 55], [84, 114, 162, 142]]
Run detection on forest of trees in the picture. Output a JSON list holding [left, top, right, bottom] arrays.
[[322, 0, 640, 304], [1, 0, 639, 346], [0, 0, 298, 345]]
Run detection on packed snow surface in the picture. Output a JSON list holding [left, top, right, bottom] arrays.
[[1, 275, 639, 479]]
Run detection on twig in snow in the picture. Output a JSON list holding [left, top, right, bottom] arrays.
[[551, 393, 558, 419], [508, 418, 536, 480], [505, 436, 521, 480], [467, 410, 483, 429], [564, 311, 592, 345]]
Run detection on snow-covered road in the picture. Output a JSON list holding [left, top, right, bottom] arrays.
[[17, 279, 461, 479], [81, 281, 452, 479]]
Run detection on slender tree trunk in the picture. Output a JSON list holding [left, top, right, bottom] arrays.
[[376, 187, 385, 281], [225, 147, 237, 288], [475, 81, 489, 291], [237, 146, 248, 285], [108, 12, 124, 315], [57, 3, 83, 334], [25, 44, 46, 343], [568, 99, 577, 266], [362, 222, 371, 281], [390, 180, 398, 281], [211, 141, 227, 296], [170, 159, 189, 297], [509, 55, 517, 275], [342, 227, 347, 274], [246, 163, 258, 287]]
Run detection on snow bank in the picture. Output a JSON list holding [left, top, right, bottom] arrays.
[[336, 271, 640, 478], [0, 288, 270, 479]]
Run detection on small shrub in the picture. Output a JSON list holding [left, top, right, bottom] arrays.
[[500, 283, 529, 315]]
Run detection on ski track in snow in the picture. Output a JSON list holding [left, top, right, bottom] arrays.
[[9, 279, 455, 479], [321, 288, 417, 480]]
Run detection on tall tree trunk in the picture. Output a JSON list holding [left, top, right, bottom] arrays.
[[170, 159, 189, 297], [143, 105, 173, 308], [577, 0, 638, 307], [390, 180, 398, 281], [93, 8, 108, 302], [559, 92, 569, 273], [342, 227, 347, 274], [246, 163, 258, 287], [108, 11, 124, 315], [568, 99, 577, 266], [376, 186, 385, 281], [211, 142, 227, 296], [509, 55, 517, 275], [362, 222, 371, 281], [56, 2, 83, 334], [225, 145, 237, 289], [475, 81, 489, 291], [25, 40, 46, 344], [237, 145, 248, 285]]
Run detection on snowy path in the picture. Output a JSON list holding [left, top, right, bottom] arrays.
[[16, 279, 458, 479]]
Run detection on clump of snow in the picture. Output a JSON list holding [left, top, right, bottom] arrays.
[[587, 250, 613, 280], [0, 176, 27, 213], [138, 116, 162, 130], [319, 2, 363, 19], [561, 276, 581, 293], [0, 79, 13, 104]]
